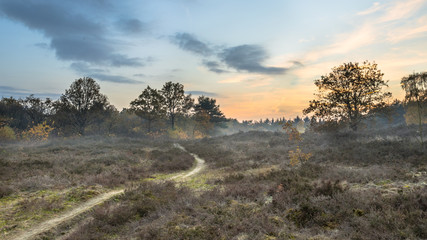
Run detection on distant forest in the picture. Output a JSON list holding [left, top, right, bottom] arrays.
[[0, 62, 426, 142]]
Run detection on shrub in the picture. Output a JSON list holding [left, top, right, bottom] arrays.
[[0, 126, 16, 142], [286, 203, 322, 228], [0, 184, 13, 198], [313, 179, 348, 197], [149, 148, 194, 173], [22, 121, 54, 141], [288, 146, 312, 167]]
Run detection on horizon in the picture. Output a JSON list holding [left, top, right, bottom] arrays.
[[1, 0, 427, 121]]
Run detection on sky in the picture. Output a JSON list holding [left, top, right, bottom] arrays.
[[0, 0, 426, 121]]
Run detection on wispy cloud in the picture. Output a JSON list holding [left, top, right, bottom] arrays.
[[357, 2, 382, 16], [186, 91, 218, 97], [0, 86, 60, 99], [71, 62, 142, 84], [90, 74, 143, 84], [218, 74, 273, 88], [386, 16, 427, 43], [304, 24, 376, 62], [379, 0, 425, 22], [302, 0, 427, 63]]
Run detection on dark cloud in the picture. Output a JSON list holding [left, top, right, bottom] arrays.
[[168, 33, 288, 75], [219, 45, 287, 74], [71, 62, 141, 84], [291, 61, 304, 67], [186, 91, 218, 97], [70, 62, 106, 74], [115, 18, 147, 34], [202, 60, 228, 74], [90, 74, 143, 84], [133, 73, 146, 77], [0, 0, 143, 67], [0, 86, 27, 93], [0, 86, 60, 99], [171, 32, 212, 56]]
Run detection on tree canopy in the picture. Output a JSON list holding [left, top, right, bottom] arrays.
[[130, 86, 165, 132], [160, 81, 194, 129], [303, 61, 392, 130], [54, 77, 110, 135], [194, 96, 226, 123]]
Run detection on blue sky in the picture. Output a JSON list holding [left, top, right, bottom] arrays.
[[1, 0, 426, 120]]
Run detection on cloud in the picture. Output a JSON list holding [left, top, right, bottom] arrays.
[[171, 32, 212, 56], [0, 86, 60, 99], [0, 0, 143, 67], [70, 62, 106, 73], [202, 60, 228, 73], [219, 45, 287, 74], [357, 2, 382, 15], [186, 91, 218, 97], [299, 0, 427, 64], [379, 0, 425, 22], [115, 18, 148, 34], [71, 62, 142, 84], [218, 74, 273, 88], [90, 74, 143, 84], [169, 33, 290, 75], [0, 86, 27, 93], [133, 73, 146, 77]]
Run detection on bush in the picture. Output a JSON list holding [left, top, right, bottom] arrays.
[[0, 126, 16, 142], [22, 121, 54, 141], [0, 184, 13, 198], [149, 148, 194, 173], [313, 179, 348, 197], [286, 203, 322, 228]]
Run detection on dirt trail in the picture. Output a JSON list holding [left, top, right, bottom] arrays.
[[170, 143, 205, 181], [7, 144, 204, 240]]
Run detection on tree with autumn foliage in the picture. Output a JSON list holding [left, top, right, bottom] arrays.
[[304, 61, 392, 130]]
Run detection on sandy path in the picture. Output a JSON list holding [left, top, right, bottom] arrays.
[[7, 144, 204, 240], [170, 143, 205, 181]]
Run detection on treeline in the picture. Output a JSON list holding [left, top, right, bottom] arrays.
[[0, 77, 227, 141], [1, 63, 425, 141], [222, 101, 408, 134]]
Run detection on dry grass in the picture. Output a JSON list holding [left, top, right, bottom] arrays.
[[2, 127, 426, 239]]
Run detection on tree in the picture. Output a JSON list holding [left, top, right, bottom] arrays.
[[194, 96, 226, 123], [0, 97, 30, 130], [130, 86, 165, 132], [401, 72, 427, 147], [22, 95, 53, 125], [303, 61, 391, 130], [160, 82, 193, 129], [54, 77, 110, 135]]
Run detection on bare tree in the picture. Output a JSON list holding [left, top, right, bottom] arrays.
[[401, 72, 427, 147]]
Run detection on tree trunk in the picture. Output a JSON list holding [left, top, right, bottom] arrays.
[[417, 100, 424, 149], [171, 114, 175, 130]]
